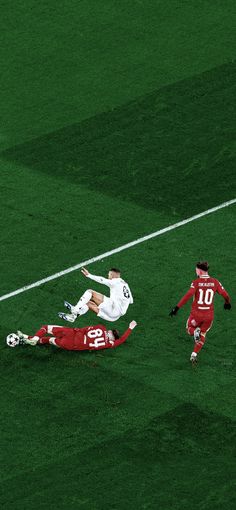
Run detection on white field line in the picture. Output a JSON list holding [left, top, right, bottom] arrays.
[[1, 198, 236, 303]]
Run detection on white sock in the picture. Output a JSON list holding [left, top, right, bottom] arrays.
[[74, 290, 92, 313], [49, 337, 57, 346], [191, 352, 197, 358], [77, 304, 89, 316]]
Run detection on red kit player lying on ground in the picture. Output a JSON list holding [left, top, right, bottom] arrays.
[[169, 261, 231, 364], [17, 321, 137, 350]]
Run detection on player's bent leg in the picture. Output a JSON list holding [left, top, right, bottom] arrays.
[[61, 289, 104, 319], [35, 336, 61, 347], [66, 295, 103, 318], [190, 329, 207, 365], [59, 291, 93, 321], [186, 316, 198, 336], [73, 290, 93, 313], [193, 319, 213, 354], [193, 333, 206, 355], [26, 325, 59, 344], [90, 291, 104, 306], [186, 316, 202, 343], [24, 336, 40, 346], [87, 301, 100, 314]]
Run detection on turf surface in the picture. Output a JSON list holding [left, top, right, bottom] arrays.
[[1, 0, 236, 149], [0, 1, 236, 509]]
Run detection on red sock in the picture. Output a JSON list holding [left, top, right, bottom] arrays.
[[34, 326, 48, 338], [194, 333, 205, 354], [38, 337, 50, 345]]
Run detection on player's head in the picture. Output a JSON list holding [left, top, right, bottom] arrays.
[[107, 329, 120, 342], [196, 261, 209, 276], [108, 268, 121, 279]]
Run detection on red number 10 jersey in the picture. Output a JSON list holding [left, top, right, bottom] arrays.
[[177, 275, 230, 318]]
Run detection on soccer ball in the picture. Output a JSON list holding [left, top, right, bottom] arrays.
[[6, 333, 20, 348]]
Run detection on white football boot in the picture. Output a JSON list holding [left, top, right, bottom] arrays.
[[190, 352, 198, 365], [58, 312, 77, 322], [64, 301, 76, 313], [17, 330, 30, 345], [24, 336, 39, 346], [17, 330, 29, 341]]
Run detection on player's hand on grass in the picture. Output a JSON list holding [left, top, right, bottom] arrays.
[[129, 320, 137, 329], [81, 267, 89, 277], [224, 302, 231, 310], [169, 306, 179, 317]]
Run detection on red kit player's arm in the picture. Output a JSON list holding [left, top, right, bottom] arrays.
[[112, 328, 133, 348], [177, 287, 195, 308], [217, 283, 230, 303]]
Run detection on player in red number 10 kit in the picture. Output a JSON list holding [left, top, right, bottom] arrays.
[[17, 321, 137, 350], [169, 262, 231, 364]]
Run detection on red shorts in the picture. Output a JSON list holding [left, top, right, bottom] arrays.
[[52, 327, 76, 350], [187, 312, 213, 334]]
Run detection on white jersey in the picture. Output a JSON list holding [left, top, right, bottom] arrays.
[[86, 273, 133, 315]]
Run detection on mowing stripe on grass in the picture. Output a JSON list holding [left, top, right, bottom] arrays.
[[1, 198, 236, 303]]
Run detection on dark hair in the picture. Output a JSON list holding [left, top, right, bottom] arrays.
[[110, 268, 121, 274], [196, 261, 209, 271], [112, 329, 120, 340]]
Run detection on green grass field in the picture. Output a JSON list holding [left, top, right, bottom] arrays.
[[0, 1, 236, 509]]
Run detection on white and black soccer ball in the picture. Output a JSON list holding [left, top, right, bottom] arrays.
[[6, 333, 20, 348]]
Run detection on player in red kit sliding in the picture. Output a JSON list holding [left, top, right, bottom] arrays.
[[17, 321, 137, 350], [169, 262, 231, 364]]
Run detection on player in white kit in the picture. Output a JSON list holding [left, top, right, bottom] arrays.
[[58, 267, 133, 323]]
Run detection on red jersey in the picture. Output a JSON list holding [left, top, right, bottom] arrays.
[[67, 324, 132, 351], [177, 275, 230, 317]]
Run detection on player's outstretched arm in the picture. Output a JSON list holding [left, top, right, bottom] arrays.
[[170, 287, 195, 316], [113, 321, 137, 348], [81, 267, 111, 287], [224, 302, 231, 310], [169, 286, 195, 316]]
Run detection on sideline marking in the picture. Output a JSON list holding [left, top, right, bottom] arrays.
[[0, 198, 236, 303]]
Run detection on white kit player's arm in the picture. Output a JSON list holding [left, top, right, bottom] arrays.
[[81, 267, 111, 287]]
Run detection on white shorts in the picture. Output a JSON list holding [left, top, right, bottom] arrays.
[[97, 296, 121, 322]]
